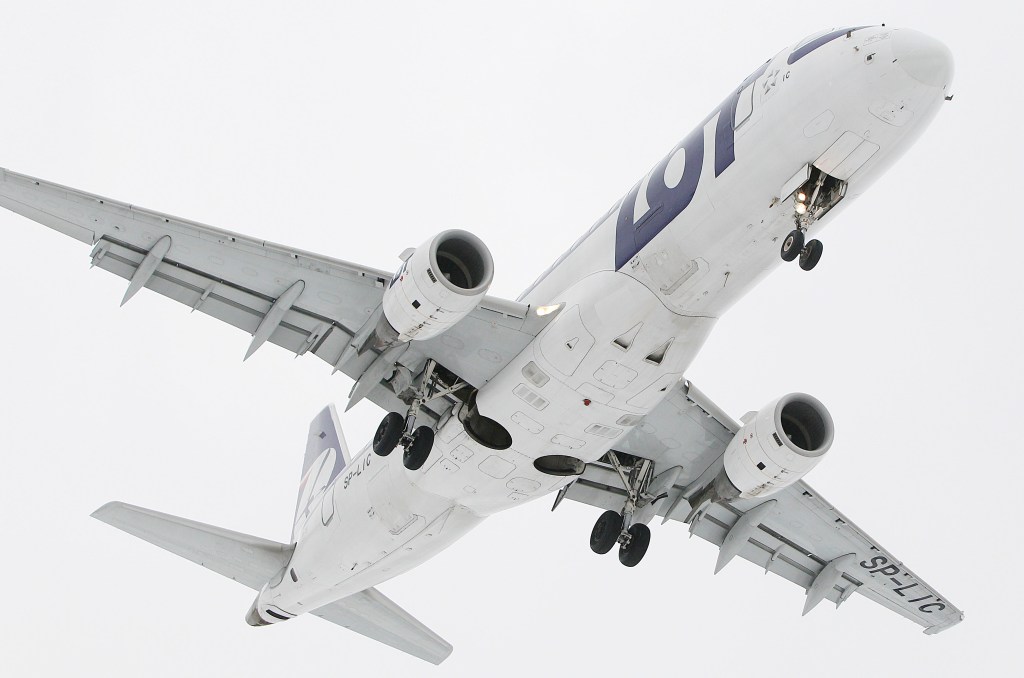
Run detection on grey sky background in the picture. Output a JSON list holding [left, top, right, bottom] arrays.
[[0, 2, 1019, 675]]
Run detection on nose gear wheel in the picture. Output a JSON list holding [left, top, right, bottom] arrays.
[[799, 239, 824, 270], [781, 229, 804, 262]]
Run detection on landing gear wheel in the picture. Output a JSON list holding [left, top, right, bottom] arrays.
[[618, 523, 651, 567], [590, 510, 621, 555], [372, 412, 404, 456], [780, 229, 805, 262], [799, 239, 824, 271], [402, 426, 435, 471]]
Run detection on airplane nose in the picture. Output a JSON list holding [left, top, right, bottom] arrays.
[[891, 29, 954, 88]]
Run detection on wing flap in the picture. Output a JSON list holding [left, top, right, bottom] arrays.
[[693, 488, 964, 632], [89, 236, 353, 359], [0, 167, 543, 409]]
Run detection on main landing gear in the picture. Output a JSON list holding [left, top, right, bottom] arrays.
[[371, 359, 463, 471], [372, 412, 435, 471], [588, 451, 661, 567]]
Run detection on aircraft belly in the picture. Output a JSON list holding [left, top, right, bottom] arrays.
[[260, 450, 484, 615], [414, 271, 717, 515]]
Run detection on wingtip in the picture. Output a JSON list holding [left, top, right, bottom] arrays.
[[431, 645, 454, 665], [91, 501, 126, 521]]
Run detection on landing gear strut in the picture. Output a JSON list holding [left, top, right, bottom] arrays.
[[371, 359, 466, 471], [587, 451, 661, 567]]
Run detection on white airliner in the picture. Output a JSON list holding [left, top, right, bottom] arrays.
[[0, 25, 961, 663]]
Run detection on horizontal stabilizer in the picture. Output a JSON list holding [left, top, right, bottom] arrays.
[[92, 501, 453, 663], [92, 501, 293, 590], [313, 589, 453, 665]]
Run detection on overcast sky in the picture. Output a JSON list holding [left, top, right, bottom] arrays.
[[0, 2, 1020, 675]]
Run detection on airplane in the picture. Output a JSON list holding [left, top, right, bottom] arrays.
[[0, 25, 961, 664]]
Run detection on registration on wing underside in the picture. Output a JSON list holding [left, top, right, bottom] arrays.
[[562, 378, 963, 634]]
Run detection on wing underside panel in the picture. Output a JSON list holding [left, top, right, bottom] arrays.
[[562, 379, 963, 634], [0, 167, 541, 417]]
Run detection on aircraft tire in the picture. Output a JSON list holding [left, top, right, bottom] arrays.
[[618, 524, 651, 567], [590, 510, 621, 554], [373, 412, 405, 456], [781, 229, 805, 262], [403, 426, 435, 471], [799, 239, 824, 271]]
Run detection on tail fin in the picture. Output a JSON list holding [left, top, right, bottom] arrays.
[[293, 404, 350, 539], [92, 501, 453, 664]]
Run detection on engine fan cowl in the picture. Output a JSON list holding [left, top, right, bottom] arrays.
[[382, 229, 494, 342], [722, 393, 834, 499]]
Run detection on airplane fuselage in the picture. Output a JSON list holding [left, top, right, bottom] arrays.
[[256, 26, 952, 620]]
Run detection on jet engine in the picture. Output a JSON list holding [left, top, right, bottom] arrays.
[[721, 393, 834, 499], [381, 229, 494, 343]]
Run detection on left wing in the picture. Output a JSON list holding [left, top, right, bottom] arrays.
[[563, 379, 965, 635], [0, 168, 542, 419]]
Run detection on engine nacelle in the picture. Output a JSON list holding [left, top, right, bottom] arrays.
[[381, 229, 494, 342], [722, 393, 834, 499]]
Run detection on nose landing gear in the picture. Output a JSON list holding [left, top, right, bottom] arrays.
[[780, 229, 824, 271], [587, 451, 661, 567], [779, 166, 845, 271]]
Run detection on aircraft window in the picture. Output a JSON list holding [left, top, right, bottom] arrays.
[[794, 29, 831, 51], [788, 27, 870, 65]]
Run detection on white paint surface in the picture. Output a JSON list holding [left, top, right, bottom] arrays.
[[0, 2, 1019, 675]]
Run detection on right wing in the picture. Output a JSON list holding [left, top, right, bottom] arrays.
[[564, 379, 965, 635], [0, 168, 544, 419]]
